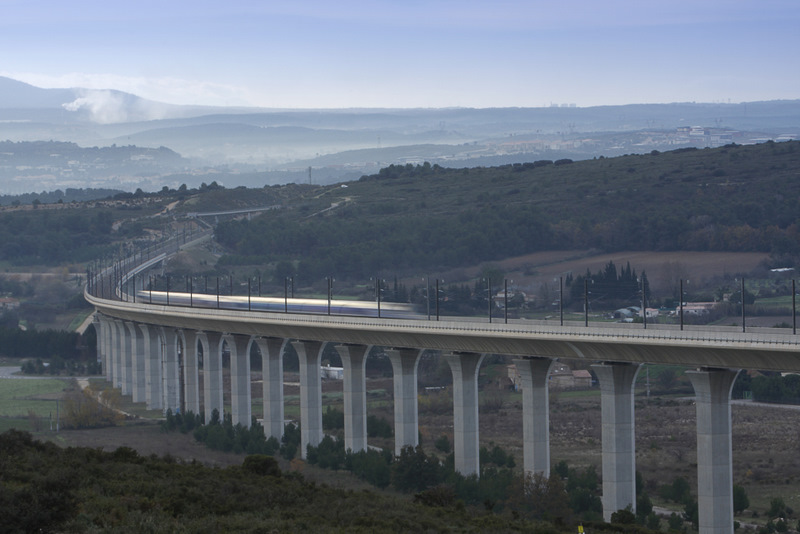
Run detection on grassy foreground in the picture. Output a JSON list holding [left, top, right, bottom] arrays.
[[0, 376, 69, 418]]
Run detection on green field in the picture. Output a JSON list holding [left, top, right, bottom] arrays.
[[0, 377, 70, 418], [0, 417, 31, 432]]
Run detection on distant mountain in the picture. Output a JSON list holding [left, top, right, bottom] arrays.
[[0, 76, 203, 124], [0, 77, 79, 108], [1, 75, 799, 192]]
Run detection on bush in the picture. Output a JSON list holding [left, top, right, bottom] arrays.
[[733, 484, 750, 514], [392, 445, 443, 493], [610, 506, 636, 524], [435, 434, 451, 453], [61, 387, 122, 429], [346, 448, 392, 488], [367, 414, 393, 438], [769, 497, 788, 519], [281, 423, 300, 460], [668, 512, 684, 530], [306, 435, 345, 470], [189, 411, 278, 456], [242, 455, 281, 477], [479, 444, 515, 468], [414, 485, 456, 507], [322, 406, 344, 430], [659, 476, 692, 504]]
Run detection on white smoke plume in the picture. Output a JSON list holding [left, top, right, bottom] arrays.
[[63, 90, 130, 124], [62, 89, 175, 124]]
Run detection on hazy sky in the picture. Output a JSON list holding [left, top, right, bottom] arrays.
[[1, 0, 798, 109]]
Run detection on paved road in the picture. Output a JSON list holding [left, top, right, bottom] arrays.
[[0, 366, 88, 381], [732, 398, 800, 411]]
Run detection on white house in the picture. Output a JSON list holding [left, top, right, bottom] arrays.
[[320, 364, 343, 380]]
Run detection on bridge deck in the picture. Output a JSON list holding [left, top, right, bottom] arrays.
[[87, 292, 800, 372]]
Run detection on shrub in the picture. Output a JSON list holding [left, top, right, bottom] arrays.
[[367, 414, 393, 438], [322, 406, 344, 430], [733, 484, 749, 514], [345, 448, 392, 488], [769, 497, 787, 519], [414, 485, 456, 507], [392, 445, 443, 493], [435, 434, 451, 453], [242, 455, 281, 477], [610, 506, 636, 524]]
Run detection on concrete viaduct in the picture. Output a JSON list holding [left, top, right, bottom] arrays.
[[86, 254, 800, 534]]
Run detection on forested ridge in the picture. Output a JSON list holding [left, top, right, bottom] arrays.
[[1, 140, 798, 273], [215, 141, 800, 280]]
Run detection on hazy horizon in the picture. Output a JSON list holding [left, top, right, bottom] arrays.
[[1, 0, 798, 110]]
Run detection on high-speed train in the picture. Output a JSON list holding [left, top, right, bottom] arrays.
[[134, 290, 420, 319]]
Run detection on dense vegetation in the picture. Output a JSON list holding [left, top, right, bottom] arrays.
[[0, 208, 117, 264], [214, 141, 800, 281], [0, 187, 124, 207], [733, 372, 800, 405], [156, 411, 671, 532], [567, 262, 650, 309], [0, 325, 82, 360], [0, 429, 590, 533]]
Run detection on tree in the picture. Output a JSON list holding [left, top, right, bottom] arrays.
[[733, 484, 749, 514], [668, 512, 684, 530], [768, 496, 787, 519], [242, 455, 281, 477], [391, 445, 442, 493], [684, 497, 699, 529], [610, 506, 636, 524], [657, 367, 679, 391], [636, 492, 653, 523], [507, 472, 572, 525]]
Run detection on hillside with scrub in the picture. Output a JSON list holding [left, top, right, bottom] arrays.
[[213, 141, 800, 282], [1, 140, 799, 333]]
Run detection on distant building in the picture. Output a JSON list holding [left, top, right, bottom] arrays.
[[320, 364, 343, 380], [669, 302, 717, 317], [507, 362, 593, 391], [572, 370, 593, 388], [613, 305, 658, 320], [493, 290, 529, 309], [614, 306, 640, 319], [643, 308, 659, 319]]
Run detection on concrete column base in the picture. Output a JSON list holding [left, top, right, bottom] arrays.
[[198, 331, 224, 423], [138, 323, 162, 411], [386, 348, 424, 455], [118, 320, 132, 395], [514, 357, 557, 477], [687, 368, 740, 534], [111, 319, 124, 389], [95, 315, 111, 381], [253, 337, 287, 440], [293, 340, 326, 459], [226, 334, 253, 428], [337, 344, 371, 452], [444, 351, 485, 476], [160, 328, 181, 414], [593, 362, 641, 521], [125, 322, 146, 403], [181, 330, 201, 415]]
